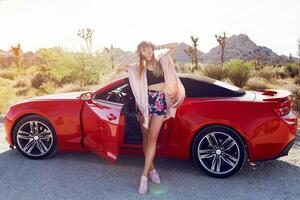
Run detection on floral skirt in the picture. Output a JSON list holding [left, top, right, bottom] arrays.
[[136, 89, 167, 117]]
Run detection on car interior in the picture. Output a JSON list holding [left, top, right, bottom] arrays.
[[93, 78, 143, 145]]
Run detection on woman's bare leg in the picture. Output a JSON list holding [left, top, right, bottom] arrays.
[[137, 114, 155, 172], [142, 115, 164, 177]]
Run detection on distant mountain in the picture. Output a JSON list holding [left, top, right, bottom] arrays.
[[117, 34, 297, 65], [115, 34, 297, 65], [201, 33, 294, 64]]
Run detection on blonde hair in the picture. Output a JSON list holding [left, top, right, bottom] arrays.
[[136, 41, 164, 80]]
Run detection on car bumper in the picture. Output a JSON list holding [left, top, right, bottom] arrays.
[[248, 111, 298, 161], [273, 137, 296, 159], [3, 114, 13, 146]]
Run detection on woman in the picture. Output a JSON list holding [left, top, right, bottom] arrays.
[[117, 41, 185, 194]]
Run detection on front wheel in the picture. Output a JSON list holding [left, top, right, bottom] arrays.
[[12, 115, 58, 159], [192, 125, 247, 178]]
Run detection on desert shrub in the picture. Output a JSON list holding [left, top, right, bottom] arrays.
[[16, 88, 29, 96], [38, 81, 56, 94], [286, 84, 300, 112], [295, 77, 300, 86], [286, 64, 299, 78], [0, 70, 18, 80], [36, 48, 110, 89], [13, 77, 31, 88], [200, 64, 226, 80], [224, 59, 251, 88], [31, 73, 51, 89], [37, 48, 78, 86], [55, 83, 82, 93], [255, 66, 277, 80], [175, 62, 191, 73]]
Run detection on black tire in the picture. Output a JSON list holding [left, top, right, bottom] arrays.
[[192, 125, 247, 178], [12, 115, 58, 159]]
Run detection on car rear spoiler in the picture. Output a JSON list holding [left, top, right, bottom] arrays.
[[254, 89, 292, 102]]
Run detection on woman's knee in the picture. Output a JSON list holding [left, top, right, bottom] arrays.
[[147, 131, 159, 145]]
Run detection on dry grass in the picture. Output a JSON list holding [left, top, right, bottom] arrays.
[[244, 77, 274, 90]]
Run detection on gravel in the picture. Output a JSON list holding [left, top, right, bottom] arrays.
[[0, 123, 300, 200]]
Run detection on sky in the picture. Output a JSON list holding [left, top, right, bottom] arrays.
[[0, 0, 299, 56]]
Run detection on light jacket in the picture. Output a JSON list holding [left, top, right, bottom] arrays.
[[127, 53, 186, 129]]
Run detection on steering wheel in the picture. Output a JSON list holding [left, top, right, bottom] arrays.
[[106, 89, 129, 104]]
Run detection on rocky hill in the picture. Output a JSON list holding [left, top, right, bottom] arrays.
[[201, 34, 292, 64], [114, 34, 296, 65]]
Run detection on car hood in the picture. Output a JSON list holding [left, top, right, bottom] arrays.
[[16, 90, 93, 104]]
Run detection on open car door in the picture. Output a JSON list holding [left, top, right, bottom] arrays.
[[81, 98, 125, 163]]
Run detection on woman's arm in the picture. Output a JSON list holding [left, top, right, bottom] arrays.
[[153, 42, 179, 58], [117, 52, 139, 72]]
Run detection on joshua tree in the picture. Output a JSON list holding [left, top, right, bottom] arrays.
[[77, 28, 94, 55], [10, 43, 22, 69], [184, 35, 200, 72], [76, 28, 95, 89], [215, 32, 226, 68], [289, 53, 293, 63], [104, 44, 115, 69]]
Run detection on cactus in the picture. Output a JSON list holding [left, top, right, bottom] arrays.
[[10, 43, 23, 69], [76, 28, 95, 89], [104, 44, 115, 69], [289, 53, 293, 63], [184, 35, 200, 72], [77, 28, 94, 55], [215, 32, 226, 68]]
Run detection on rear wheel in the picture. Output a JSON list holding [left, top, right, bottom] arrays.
[[192, 125, 247, 178], [12, 115, 57, 159]]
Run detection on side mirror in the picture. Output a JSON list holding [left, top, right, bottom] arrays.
[[79, 92, 92, 101]]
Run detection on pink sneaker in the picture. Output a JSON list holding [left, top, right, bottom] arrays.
[[138, 175, 148, 194], [149, 169, 161, 184]]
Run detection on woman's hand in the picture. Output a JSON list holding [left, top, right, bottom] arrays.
[[168, 91, 178, 103], [159, 42, 179, 58]]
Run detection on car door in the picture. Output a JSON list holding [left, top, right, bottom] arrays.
[[81, 98, 125, 163]]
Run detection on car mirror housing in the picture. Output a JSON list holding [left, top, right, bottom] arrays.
[[79, 92, 92, 101]]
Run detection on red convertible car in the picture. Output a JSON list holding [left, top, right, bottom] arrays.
[[3, 73, 298, 178]]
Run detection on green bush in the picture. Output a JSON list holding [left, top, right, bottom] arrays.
[[36, 48, 110, 89], [224, 59, 251, 88], [286, 64, 299, 78], [200, 64, 226, 80]]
